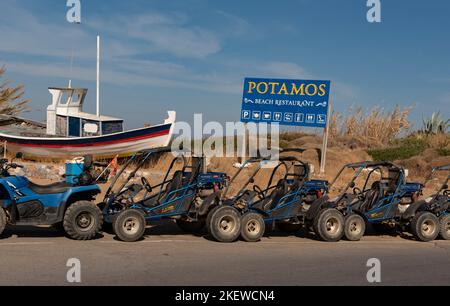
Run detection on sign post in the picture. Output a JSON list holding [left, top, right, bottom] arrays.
[[240, 78, 331, 173], [320, 97, 332, 174]]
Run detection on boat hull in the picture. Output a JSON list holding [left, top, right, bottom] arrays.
[[0, 123, 174, 158]]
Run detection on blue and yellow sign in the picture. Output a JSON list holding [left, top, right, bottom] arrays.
[[241, 78, 331, 128]]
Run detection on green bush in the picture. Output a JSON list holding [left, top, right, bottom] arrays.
[[437, 148, 450, 157], [368, 137, 427, 161]]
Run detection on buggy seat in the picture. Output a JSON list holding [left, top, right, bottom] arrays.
[[260, 180, 289, 211]]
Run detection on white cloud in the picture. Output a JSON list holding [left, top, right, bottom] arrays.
[[89, 12, 221, 58]]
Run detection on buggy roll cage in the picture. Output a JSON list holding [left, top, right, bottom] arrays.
[[104, 147, 202, 201], [222, 149, 310, 200], [422, 164, 450, 199], [329, 161, 405, 203]]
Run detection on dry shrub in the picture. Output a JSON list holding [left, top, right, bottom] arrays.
[[330, 106, 412, 147]]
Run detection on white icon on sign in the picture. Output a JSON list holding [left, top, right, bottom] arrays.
[[306, 114, 315, 123], [244, 98, 254, 104], [273, 112, 282, 121], [284, 113, 293, 122], [252, 111, 261, 120], [242, 110, 250, 119], [316, 101, 327, 107], [295, 113, 304, 123], [317, 114, 327, 124], [262, 112, 272, 120]]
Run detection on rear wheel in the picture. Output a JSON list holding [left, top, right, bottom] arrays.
[[277, 222, 302, 233], [113, 209, 146, 242], [313, 208, 344, 242], [344, 214, 366, 241], [176, 219, 205, 233], [208, 206, 241, 243], [0, 208, 6, 237], [63, 201, 103, 240], [411, 212, 439, 242], [439, 215, 450, 240], [240, 212, 265, 242], [205, 206, 221, 233]]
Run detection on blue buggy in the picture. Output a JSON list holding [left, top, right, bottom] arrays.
[[101, 147, 228, 242], [207, 152, 329, 243], [307, 161, 443, 242]]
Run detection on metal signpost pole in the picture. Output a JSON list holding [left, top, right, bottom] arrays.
[[320, 96, 331, 174]]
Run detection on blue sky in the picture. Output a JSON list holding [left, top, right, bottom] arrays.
[[0, 0, 449, 129]]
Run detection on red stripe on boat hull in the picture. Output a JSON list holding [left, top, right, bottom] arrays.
[[6, 130, 170, 148]]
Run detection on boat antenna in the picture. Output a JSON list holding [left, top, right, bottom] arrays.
[[68, 20, 81, 88], [68, 48, 74, 88], [96, 34, 101, 117]]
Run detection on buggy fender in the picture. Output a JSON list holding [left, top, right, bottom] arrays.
[[56, 185, 101, 221], [198, 191, 221, 216], [306, 196, 330, 220], [403, 200, 428, 219]]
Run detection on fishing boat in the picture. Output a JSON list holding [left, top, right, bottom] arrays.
[[0, 87, 176, 158], [0, 36, 176, 158]]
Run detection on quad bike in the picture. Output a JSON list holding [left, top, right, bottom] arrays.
[[0, 153, 103, 240], [307, 161, 442, 242], [207, 150, 328, 243], [101, 147, 228, 242]]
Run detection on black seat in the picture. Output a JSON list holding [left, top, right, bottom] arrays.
[[262, 180, 288, 211], [28, 182, 73, 194], [356, 181, 381, 212], [142, 171, 184, 208]]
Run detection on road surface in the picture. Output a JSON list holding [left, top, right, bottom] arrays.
[[0, 221, 449, 286]]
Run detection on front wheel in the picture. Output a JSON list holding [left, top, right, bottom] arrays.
[[344, 214, 366, 241], [439, 215, 450, 240], [411, 212, 439, 242], [0, 208, 6, 237], [63, 201, 103, 240], [313, 208, 344, 242], [240, 212, 265, 242], [113, 209, 146, 242], [208, 206, 241, 243]]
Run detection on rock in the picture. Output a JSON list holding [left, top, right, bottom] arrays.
[[12, 167, 25, 176], [58, 166, 65, 176]]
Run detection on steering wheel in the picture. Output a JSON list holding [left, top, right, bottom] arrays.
[[141, 177, 153, 193], [253, 185, 265, 200]]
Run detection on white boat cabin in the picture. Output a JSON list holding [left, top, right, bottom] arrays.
[[46, 87, 124, 137]]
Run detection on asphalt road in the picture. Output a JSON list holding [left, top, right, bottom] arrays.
[[0, 221, 449, 286]]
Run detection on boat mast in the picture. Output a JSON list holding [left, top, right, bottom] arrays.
[[96, 35, 100, 117]]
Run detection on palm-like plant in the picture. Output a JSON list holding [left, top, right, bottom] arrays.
[[421, 111, 449, 135], [0, 67, 30, 116]]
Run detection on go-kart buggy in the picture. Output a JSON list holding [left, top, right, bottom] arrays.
[[307, 161, 439, 242], [101, 147, 229, 242], [207, 151, 328, 243], [0, 153, 103, 240], [416, 164, 449, 240]]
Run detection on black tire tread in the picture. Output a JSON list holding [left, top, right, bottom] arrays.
[[63, 201, 103, 240], [240, 212, 265, 242]]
